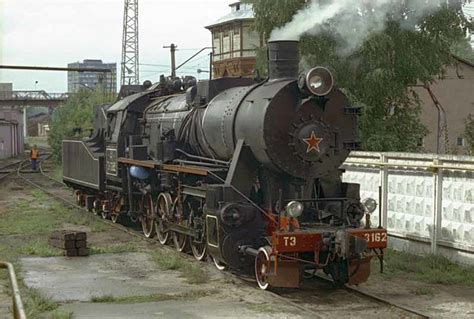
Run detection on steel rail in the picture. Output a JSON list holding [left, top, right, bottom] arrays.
[[38, 154, 66, 186], [0, 262, 27, 319], [0, 160, 24, 183], [310, 272, 429, 318], [0, 160, 24, 172], [345, 285, 430, 319], [20, 159, 430, 319]]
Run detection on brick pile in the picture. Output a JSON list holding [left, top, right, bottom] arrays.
[[49, 230, 89, 257]]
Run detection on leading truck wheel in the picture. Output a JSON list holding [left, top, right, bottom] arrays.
[[255, 246, 272, 290], [140, 193, 156, 238]]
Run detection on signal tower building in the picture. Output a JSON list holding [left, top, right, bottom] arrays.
[[205, 2, 262, 79]]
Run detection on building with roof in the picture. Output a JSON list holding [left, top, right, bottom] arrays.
[[416, 56, 474, 155], [205, 2, 261, 78], [67, 59, 117, 93], [0, 110, 23, 159], [0, 83, 23, 158]]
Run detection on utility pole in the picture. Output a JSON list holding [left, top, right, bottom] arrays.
[[163, 44, 177, 78], [121, 0, 139, 86]]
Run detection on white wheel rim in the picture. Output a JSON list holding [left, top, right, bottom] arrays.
[[191, 241, 206, 261], [157, 229, 169, 245], [173, 231, 187, 252], [155, 192, 172, 244], [141, 194, 155, 238], [92, 200, 100, 215], [255, 247, 271, 290], [213, 257, 227, 271]]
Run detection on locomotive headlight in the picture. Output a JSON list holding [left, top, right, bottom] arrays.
[[285, 201, 303, 218], [299, 66, 334, 97], [308, 74, 323, 90], [362, 198, 377, 214]]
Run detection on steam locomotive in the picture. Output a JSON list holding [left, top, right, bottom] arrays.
[[63, 40, 387, 289]]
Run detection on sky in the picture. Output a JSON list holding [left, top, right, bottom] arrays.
[[0, 0, 231, 92]]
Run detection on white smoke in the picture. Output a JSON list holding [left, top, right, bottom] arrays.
[[270, 0, 442, 52]]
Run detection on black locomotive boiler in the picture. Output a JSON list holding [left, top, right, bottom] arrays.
[[63, 40, 387, 289]]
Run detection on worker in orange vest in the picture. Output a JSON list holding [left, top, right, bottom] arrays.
[[30, 145, 39, 171]]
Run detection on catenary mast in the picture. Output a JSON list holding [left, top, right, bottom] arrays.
[[121, 0, 139, 85]]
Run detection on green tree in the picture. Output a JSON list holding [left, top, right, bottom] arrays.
[[48, 89, 115, 161], [465, 114, 474, 155], [244, 0, 472, 152]]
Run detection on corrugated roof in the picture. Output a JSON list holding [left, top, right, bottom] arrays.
[[205, 3, 254, 29]]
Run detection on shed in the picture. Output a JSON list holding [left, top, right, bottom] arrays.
[[0, 107, 24, 159]]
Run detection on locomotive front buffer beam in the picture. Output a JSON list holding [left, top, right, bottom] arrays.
[[241, 228, 388, 289]]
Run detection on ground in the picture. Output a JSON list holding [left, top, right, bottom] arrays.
[[0, 158, 473, 318]]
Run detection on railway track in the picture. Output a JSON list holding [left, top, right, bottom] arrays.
[[0, 160, 25, 183], [15, 157, 430, 319]]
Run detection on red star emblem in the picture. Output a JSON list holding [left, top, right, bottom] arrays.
[[303, 131, 323, 153]]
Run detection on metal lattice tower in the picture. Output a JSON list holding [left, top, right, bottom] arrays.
[[121, 0, 139, 85]]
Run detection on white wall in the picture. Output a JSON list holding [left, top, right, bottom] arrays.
[[342, 151, 474, 265]]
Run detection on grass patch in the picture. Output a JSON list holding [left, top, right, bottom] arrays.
[[1, 192, 106, 236], [410, 287, 435, 296], [20, 240, 63, 257], [14, 200, 31, 211], [245, 302, 285, 314], [91, 289, 217, 304], [378, 249, 474, 286], [31, 189, 47, 201], [24, 288, 59, 317], [151, 249, 209, 284], [0, 242, 18, 263], [49, 309, 73, 319], [52, 165, 63, 181], [48, 201, 106, 232], [1, 200, 70, 236], [89, 243, 140, 255]]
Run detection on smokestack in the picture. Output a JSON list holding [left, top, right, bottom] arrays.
[[268, 40, 299, 80]]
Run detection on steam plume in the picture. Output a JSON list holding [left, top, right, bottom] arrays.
[[270, 0, 442, 52]]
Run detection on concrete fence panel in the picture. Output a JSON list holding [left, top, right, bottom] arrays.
[[342, 151, 474, 265]]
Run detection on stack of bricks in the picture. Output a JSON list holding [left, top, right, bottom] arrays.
[[49, 230, 89, 257]]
